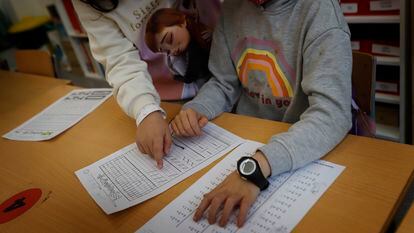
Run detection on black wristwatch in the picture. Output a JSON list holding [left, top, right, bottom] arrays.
[[237, 156, 269, 191]]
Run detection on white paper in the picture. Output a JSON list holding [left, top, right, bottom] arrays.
[[3, 88, 112, 141], [75, 123, 244, 214], [138, 140, 345, 233]]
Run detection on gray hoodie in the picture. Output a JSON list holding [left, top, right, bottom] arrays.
[[184, 0, 352, 176]]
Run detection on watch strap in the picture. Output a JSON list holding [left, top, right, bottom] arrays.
[[237, 156, 269, 191]]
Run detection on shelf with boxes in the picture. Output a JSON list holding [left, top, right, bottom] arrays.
[[340, 0, 408, 142], [345, 15, 400, 23], [54, 0, 105, 80]]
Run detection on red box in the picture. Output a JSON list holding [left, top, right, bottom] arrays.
[[350, 40, 372, 54], [340, 0, 367, 15], [376, 80, 399, 95], [369, 0, 400, 15], [371, 42, 400, 57], [351, 40, 399, 57], [340, 0, 399, 16]]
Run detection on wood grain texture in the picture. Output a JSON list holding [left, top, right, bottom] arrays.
[[1, 71, 414, 232]]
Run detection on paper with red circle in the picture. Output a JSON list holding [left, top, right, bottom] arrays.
[[0, 188, 42, 224]]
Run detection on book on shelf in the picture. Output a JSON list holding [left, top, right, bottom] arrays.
[[376, 63, 400, 95], [376, 81, 399, 95], [46, 4, 72, 73], [62, 0, 84, 34], [79, 40, 105, 79], [79, 40, 96, 74], [96, 62, 105, 78], [351, 40, 400, 57], [376, 103, 399, 128]]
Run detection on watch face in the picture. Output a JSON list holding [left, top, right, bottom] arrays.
[[239, 159, 256, 176]]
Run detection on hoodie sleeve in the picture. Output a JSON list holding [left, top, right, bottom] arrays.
[[258, 28, 352, 176], [72, 0, 162, 121], [183, 16, 242, 119]]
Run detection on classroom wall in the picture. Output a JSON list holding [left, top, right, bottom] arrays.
[[0, 0, 17, 23], [0, 0, 53, 24]]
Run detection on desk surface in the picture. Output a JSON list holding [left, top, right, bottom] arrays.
[[1, 71, 414, 233], [0, 70, 70, 115]]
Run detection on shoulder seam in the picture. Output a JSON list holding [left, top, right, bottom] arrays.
[[303, 27, 350, 53]]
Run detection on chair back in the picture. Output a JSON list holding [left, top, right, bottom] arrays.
[[352, 51, 376, 117], [350, 51, 377, 137], [15, 49, 55, 77]]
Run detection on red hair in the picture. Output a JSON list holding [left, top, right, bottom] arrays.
[[145, 8, 187, 52]]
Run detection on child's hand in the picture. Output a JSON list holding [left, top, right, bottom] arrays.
[[171, 108, 208, 136], [136, 111, 172, 169], [193, 171, 260, 228]]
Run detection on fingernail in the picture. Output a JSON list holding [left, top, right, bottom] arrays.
[[193, 214, 199, 221]]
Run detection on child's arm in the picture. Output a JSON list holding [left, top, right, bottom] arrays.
[[187, 26, 352, 230], [170, 15, 240, 136], [182, 16, 242, 120], [73, 1, 162, 122], [73, 2, 171, 166], [258, 28, 353, 177], [192, 151, 271, 227]]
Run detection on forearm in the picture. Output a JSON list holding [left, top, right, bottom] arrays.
[[73, 1, 161, 120], [184, 17, 241, 119], [259, 29, 352, 177]]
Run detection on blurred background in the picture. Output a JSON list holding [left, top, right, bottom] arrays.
[[0, 0, 412, 145]]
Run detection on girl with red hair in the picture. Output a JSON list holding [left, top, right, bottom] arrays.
[[145, 8, 212, 85]]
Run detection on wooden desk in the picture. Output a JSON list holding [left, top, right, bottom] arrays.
[[0, 70, 70, 115], [1, 71, 414, 232], [396, 203, 414, 233]]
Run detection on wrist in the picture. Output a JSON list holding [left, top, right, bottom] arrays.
[[141, 110, 163, 123], [252, 151, 271, 178], [136, 104, 166, 126], [237, 156, 269, 191]]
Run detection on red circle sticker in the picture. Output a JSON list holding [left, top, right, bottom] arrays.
[[0, 188, 42, 224]]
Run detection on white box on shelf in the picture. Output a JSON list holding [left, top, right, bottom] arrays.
[[376, 81, 399, 94], [372, 44, 400, 57], [370, 0, 400, 11], [341, 3, 358, 14]]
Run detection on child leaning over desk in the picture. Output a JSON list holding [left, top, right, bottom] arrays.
[[145, 8, 212, 87], [170, 0, 352, 228]]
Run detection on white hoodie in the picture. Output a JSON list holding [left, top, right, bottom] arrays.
[[72, 0, 220, 125]]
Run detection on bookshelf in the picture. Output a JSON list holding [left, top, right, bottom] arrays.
[[376, 56, 400, 66], [345, 15, 400, 24], [342, 0, 409, 143], [54, 0, 105, 80], [376, 123, 400, 141], [375, 92, 400, 104]]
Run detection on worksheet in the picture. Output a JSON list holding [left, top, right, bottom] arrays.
[[137, 141, 345, 233], [3, 88, 112, 141], [75, 123, 244, 214]]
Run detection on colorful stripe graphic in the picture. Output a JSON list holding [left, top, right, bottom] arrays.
[[237, 48, 293, 97]]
